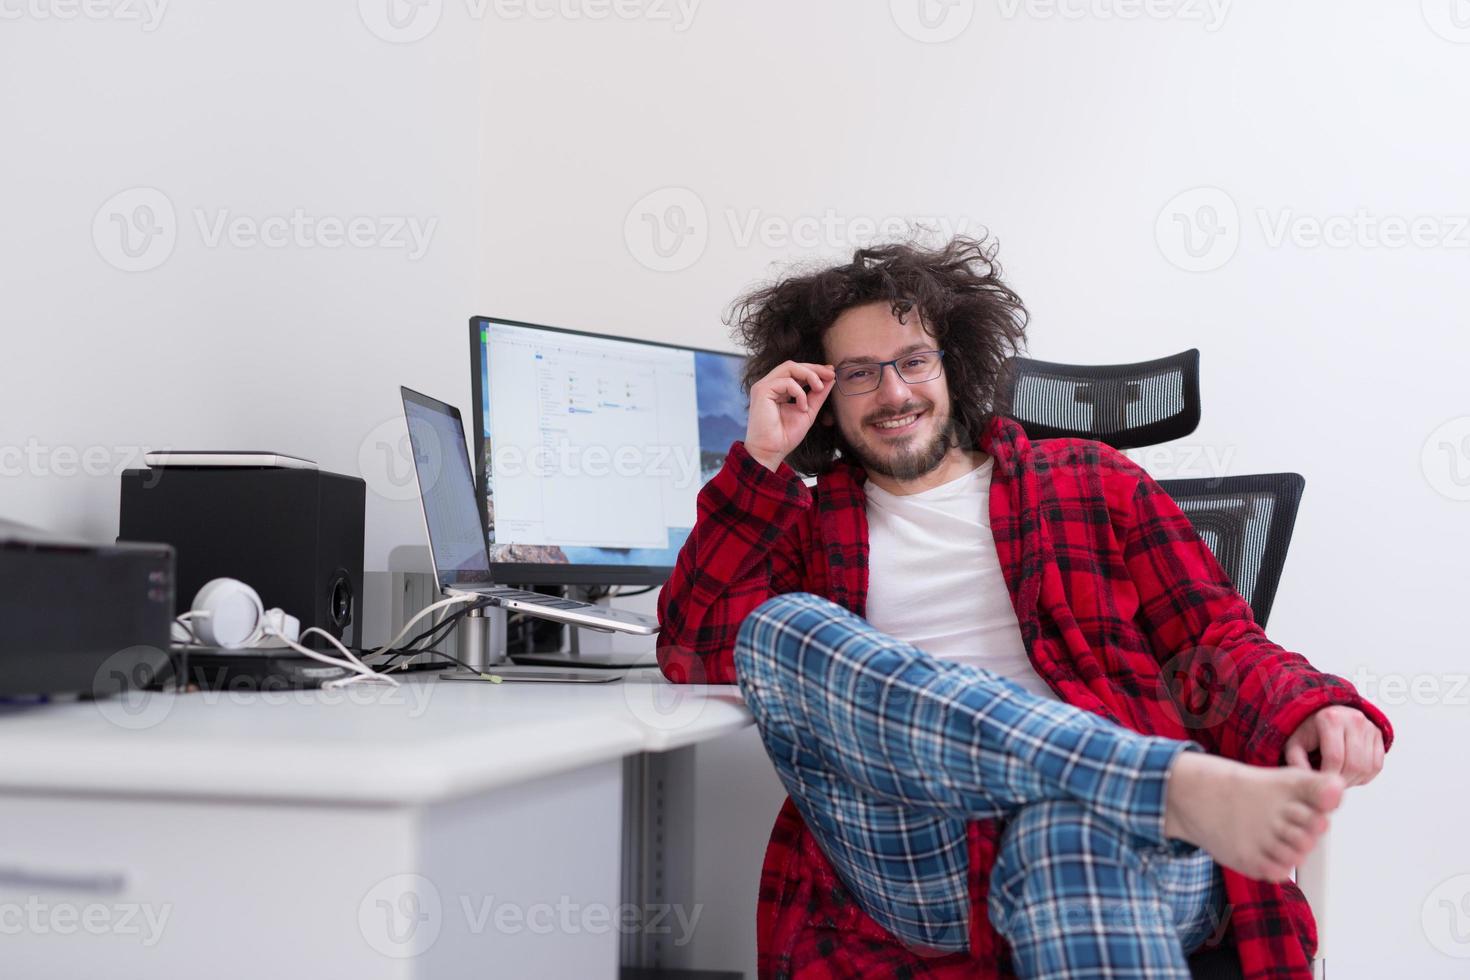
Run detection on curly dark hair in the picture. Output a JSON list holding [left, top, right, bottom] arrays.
[[727, 236, 1029, 476]]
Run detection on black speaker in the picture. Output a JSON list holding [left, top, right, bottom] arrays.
[[119, 467, 365, 646]]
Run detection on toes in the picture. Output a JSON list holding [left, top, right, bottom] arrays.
[[1278, 809, 1327, 843], [1264, 840, 1302, 872], [1285, 795, 1333, 835], [1275, 822, 1311, 852], [1290, 771, 1345, 813], [1309, 773, 1346, 812], [1273, 830, 1318, 869], [1284, 801, 1316, 828], [1276, 823, 1313, 855]]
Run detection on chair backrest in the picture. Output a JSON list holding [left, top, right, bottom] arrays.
[[1156, 473, 1305, 629], [1173, 472, 1315, 979], [999, 349, 1201, 449]]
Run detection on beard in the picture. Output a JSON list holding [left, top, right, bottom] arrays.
[[837, 402, 957, 481]]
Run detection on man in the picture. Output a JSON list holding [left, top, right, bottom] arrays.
[[656, 238, 1391, 979]]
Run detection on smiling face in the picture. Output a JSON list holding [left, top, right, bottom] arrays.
[[821, 301, 961, 488]]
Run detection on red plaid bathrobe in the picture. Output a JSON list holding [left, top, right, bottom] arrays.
[[656, 413, 1393, 979]]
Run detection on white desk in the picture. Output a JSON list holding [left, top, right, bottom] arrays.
[[0, 676, 758, 979]]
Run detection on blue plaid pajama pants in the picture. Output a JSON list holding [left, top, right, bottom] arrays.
[[734, 593, 1226, 979]]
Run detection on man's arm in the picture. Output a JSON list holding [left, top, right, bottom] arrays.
[[656, 440, 812, 685], [1106, 449, 1393, 767]]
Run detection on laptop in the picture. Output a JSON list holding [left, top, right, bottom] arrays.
[[400, 387, 660, 683]]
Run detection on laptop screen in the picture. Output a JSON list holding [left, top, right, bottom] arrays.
[[402, 388, 493, 589]]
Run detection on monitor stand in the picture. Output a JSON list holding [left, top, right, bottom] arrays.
[[455, 604, 505, 672], [451, 590, 657, 673]]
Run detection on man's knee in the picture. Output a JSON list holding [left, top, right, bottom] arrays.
[[733, 591, 838, 679], [733, 592, 825, 710]]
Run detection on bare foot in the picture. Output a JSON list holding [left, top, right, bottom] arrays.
[[1163, 752, 1344, 882]]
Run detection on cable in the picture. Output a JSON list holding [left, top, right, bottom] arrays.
[[173, 594, 484, 690], [368, 599, 489, 672], [404, 598, 486, 648], [370, 647, 503, 681], [264, 627, 394, 689], [310, 593, 487, 685], [611, 585, 658, 598], [171, 616, 204, 646], [367, 594, 483, 659], [584, 584, 660, 601]]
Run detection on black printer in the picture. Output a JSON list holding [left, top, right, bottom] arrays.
[[0, 519, 174, 698]]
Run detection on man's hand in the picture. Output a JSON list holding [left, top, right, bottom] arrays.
[[745, 361, 836, 472], [1282, 705, 1384, 787]]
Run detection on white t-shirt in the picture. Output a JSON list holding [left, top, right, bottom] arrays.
[[863, 457, 1057, 701]]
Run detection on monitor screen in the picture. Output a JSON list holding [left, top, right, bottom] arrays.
[[469, 316, 749, 586]]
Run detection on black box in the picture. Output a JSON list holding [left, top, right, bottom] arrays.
[[0, 520, 174, 697], [119, 467, 365, 646]]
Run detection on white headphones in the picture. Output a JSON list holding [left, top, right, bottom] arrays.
[[181, 578, 300, 650], [172, 579, 479, 689]]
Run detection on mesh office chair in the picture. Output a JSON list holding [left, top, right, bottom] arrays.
[[999, 348, 1201, 449], [999, 349, 1302, 629], [1000, 352, 1319, 979], [1159, 474, 1313, 980], [1158, 473, 1305, 630]]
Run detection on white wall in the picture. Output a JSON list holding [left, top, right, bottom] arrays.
[[5, 1, 1469, 977], [1, 1, 483, 572]]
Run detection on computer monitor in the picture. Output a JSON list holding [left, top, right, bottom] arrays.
[[468, 316, 749, 587]]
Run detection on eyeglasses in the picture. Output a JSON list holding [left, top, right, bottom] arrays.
[[833, 350, 945, 395]]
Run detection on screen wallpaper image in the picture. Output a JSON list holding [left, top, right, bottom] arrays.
[[478, 328, 748, 569]]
